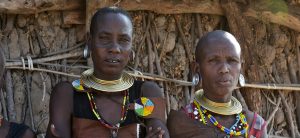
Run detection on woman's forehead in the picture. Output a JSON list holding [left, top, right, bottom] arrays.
[[97, 13, 132, 27], [201, 41, 241, 58], [94, 13, 132, 34]]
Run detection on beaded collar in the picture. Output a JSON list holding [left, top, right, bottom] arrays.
[[195, 90, 242, 115], [190, 98, 249, 137], [79, 69, 134, 92]]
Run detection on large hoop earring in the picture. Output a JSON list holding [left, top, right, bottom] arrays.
[[238, 74, 245, 87], [130, 49, 135, 62], [83, 45, 90, 59], [192, 73, 200, 86]]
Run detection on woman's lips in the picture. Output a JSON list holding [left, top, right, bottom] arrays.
[[216, 78, 232, 86], [105, 58, 120, 63]]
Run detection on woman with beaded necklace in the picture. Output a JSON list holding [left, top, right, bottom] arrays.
[[46, 7, 169, 138], [167, 30, 267, 138]]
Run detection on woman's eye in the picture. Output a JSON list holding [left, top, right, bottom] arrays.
[[228, 58, 239, 63], [99, 36, 108, 40], [119, 38, 130, 43], [208, 58, 217, 63]]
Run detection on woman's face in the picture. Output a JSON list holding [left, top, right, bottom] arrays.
[[198, 40, 241, 99], [89, 13, 132, 79]]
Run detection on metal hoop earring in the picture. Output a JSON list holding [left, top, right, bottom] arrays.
[[131, 50, 135, 62], [238, 74, 245, 87], [192, 73, 200, 86], [83, 45, 90, 59]]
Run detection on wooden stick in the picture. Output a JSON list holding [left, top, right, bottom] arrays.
[[158, 31, 169, 61], [266, 96, 281, 124], [25, 72, 36, 132], [134, 12, 150, 69], [6, 67, 80, 78], [195, 14, 203, 38], [5, 70, 16, 121], [284, 47, 298, 83], [35, 62, 90, 69], [43, 42, 85, 57], [242, 84, 300, 91], [174, 15, 193, 63], [183, 66, 190, 105], [268, 115, 275, 135], [34, 29, 47, 55], [28, 29, 35, 56], [279, 92, 296, 138], [262, 92, 277, 106], [285, 40, 300, 133], [6, 66, 193, 86], [146, 31, 154, 74], [5, 51, 82, 67], [146, 13, 154, 74], [3, 15, 16, 36], [150, 23, 166, 100], [296, 36, 300, 134], [164, 82, 171, 113], [297, 41, 300, 79], [0, 89, 8, 120], [0, 91, 2, 118], [150, 26, 164, 77]]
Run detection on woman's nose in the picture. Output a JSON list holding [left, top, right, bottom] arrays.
[[109, 43, 121, 54], [219, 62, 229, 74]]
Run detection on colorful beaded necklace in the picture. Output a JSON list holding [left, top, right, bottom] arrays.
[[86, 90, 129, 130], [193, 99, 249, 137]]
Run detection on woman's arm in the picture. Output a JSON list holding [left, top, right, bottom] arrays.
[[46, 82, 73, 138], [141, 81, 170, 138]]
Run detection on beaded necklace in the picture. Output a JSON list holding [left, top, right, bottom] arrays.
[[192, 99, 249, 137], [86, 90, 129, 137]]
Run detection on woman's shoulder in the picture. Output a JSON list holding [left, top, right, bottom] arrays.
[[53, 81, 73, 92], [51, 81, 74, 99], [140, 81, 163, 97], [49, 81, 74, 114]]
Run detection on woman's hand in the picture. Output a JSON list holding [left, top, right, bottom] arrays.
[[50, 124, 61, 138], [145, 127, 165, 138]]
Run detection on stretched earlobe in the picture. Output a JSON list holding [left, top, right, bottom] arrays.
[[130, 49, 135, 62]]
